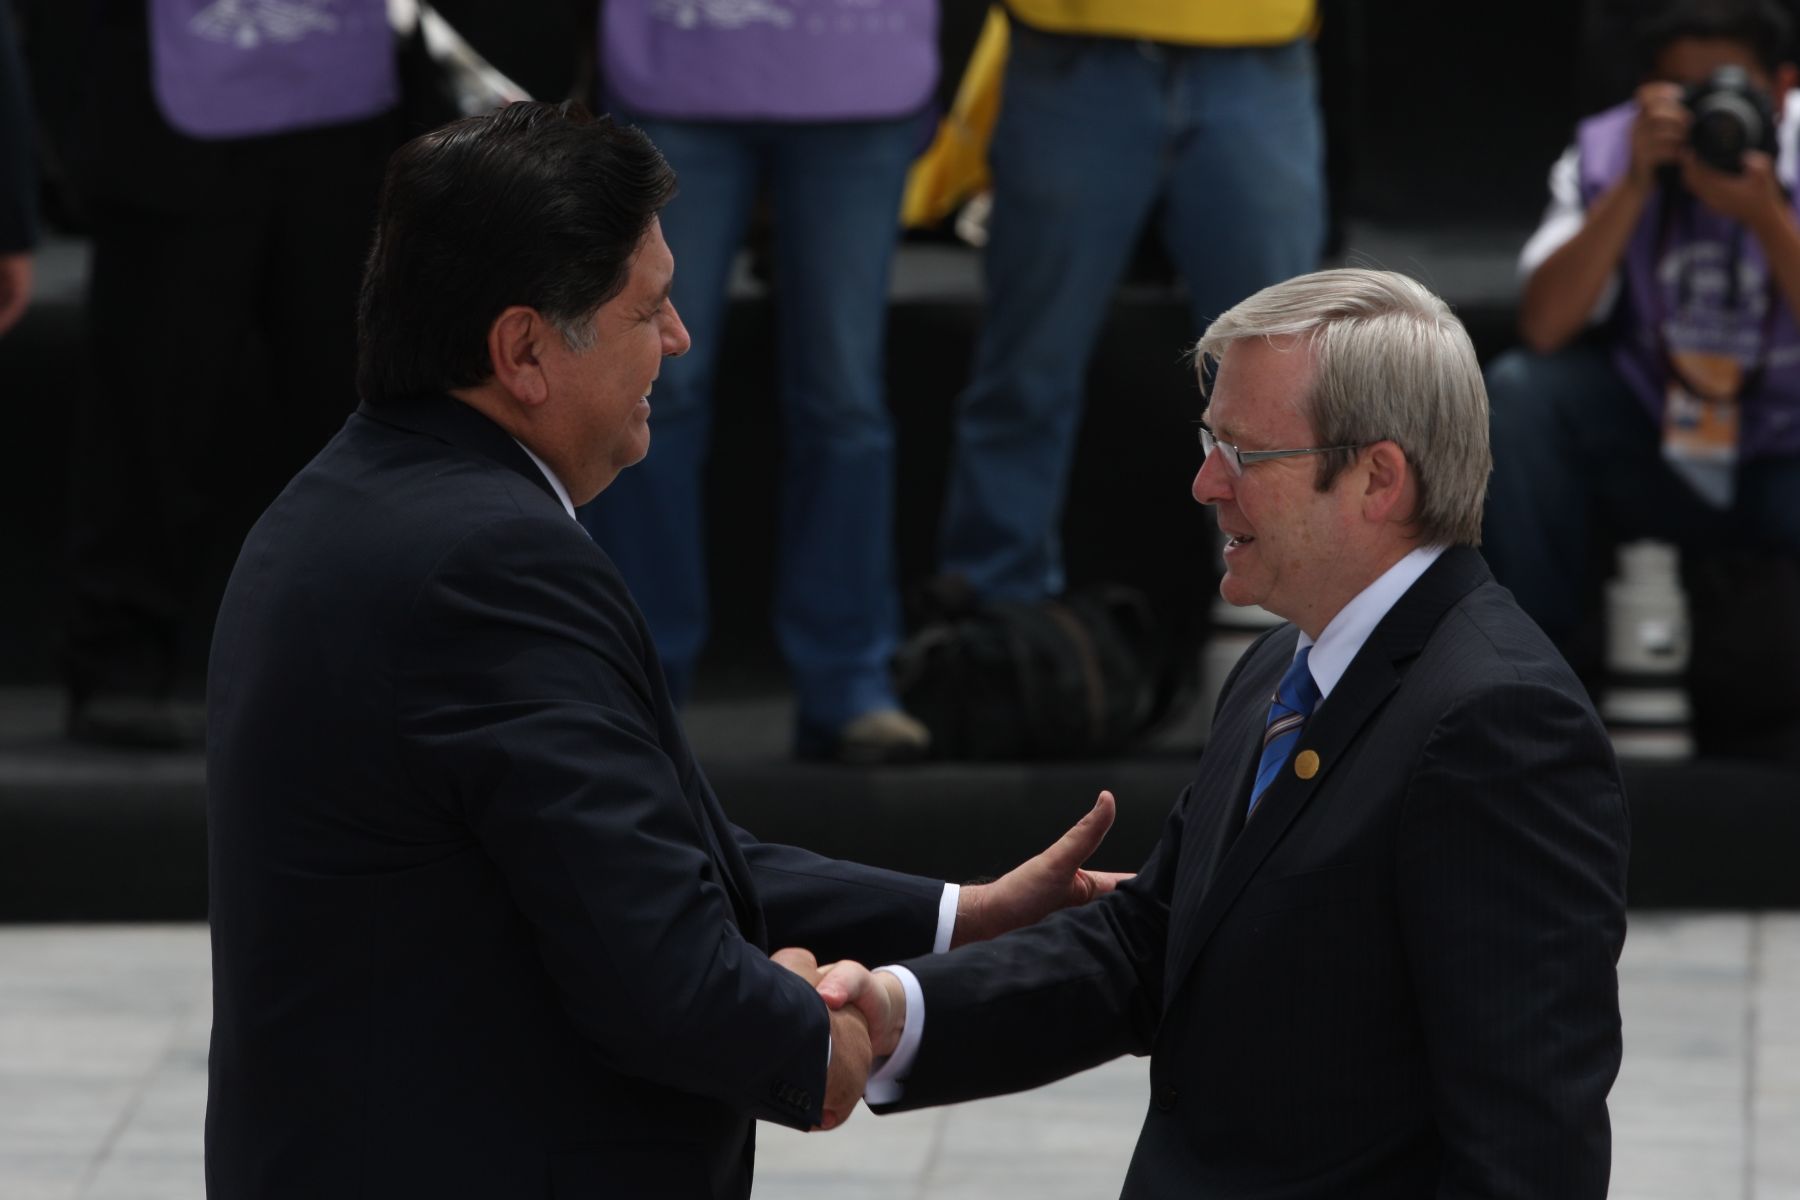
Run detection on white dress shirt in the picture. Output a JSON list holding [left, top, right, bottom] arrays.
[[514, 439, 579, 520]]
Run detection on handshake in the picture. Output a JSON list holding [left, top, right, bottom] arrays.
[[772, 947, 907, 1130], [768, 790, 1129, 1131]]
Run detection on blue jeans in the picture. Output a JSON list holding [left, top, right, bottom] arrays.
[[1482, 344, 1800, 644], [579, 116, 916, 732], [937, 30, 1325, 601]]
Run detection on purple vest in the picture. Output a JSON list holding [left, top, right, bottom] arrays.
[[1577, 100, 1800, 459], [602, 0, 938, 122], [150, 0, 396, 140]]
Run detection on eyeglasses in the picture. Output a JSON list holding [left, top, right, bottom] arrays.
[[1197, 420, 1364, 476]]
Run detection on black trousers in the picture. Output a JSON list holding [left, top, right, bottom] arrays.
[[64, 5, 396, 701]]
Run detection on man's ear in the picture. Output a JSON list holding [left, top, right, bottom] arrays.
[[1360, 440, 1415, 527], [486, 306, 550, 409]]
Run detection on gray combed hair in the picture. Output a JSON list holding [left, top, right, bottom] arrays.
[[1194, 268, 1491, 547]]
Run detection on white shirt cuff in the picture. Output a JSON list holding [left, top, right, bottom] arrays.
[[933, 882, 960, 954], [863, 964, 924, 1106]]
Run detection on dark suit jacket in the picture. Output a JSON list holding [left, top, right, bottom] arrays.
[[883, 547, 1630, 1199], [205, 393, 943, 1199]]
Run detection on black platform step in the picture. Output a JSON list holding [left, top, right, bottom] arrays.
[[3, 689, 1794, 921]]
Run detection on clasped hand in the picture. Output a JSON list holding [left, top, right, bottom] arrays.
[[770, 947, 886, 1131], [770, 790, 1131, 1131]]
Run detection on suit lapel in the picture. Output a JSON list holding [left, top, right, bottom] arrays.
[[1163, 636, 1289, 970], [1161, 548, 1493, 1004]]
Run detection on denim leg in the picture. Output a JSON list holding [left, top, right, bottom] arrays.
[[578, 119, 760, 703], [766, 118, 916, 728], [1487, 343, 1800, 647], [1737, 451, 1800, 554], [937, 31, 1169, 602], [1483, 346, 1663, 643], [1158, 41, 1325, 335]]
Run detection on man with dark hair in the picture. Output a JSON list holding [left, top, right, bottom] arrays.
[[1484, 0, 1800, 651], [205, 101, 1124, 1199]]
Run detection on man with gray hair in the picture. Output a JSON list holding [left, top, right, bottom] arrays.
[[813, 269, 1632, 1198]]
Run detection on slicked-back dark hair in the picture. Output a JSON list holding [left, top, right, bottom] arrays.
[[1636, 0, 1795, 76], [356, 100, 678, 407]]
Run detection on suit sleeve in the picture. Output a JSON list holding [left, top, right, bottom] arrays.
[[394, 516, 832, 1131], [1396, 680, 1629, 1200], [870, 784, 1193, 1112], [735, 832, 946, 967]]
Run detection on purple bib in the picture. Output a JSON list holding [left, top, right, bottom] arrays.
[[1578, 100, 1800, 459], [150, 0, 396, 140], [602, 0, 938, 122]]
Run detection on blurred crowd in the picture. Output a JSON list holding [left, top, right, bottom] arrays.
[[2, 0, 1797, 760]]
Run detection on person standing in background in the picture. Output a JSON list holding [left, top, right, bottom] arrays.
[[582, 0, 935, 763], [62, 0, 397, 746], [937, 0, 1325, 606]]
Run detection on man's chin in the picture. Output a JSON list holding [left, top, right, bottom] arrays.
[[1217, 574, 1262, 611], [613, 436, 651, 479]]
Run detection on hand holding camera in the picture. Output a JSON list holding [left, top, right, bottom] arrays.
[[1683, 65, 1778, 173], [1628, 80, 1690, 188], [1633, 66, 1786, 226], [1675, 65, 1787, 229]]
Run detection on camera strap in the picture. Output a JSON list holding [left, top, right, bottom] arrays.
[[1649, 188, 1780, 400], [1648, 190, 1780, 507]]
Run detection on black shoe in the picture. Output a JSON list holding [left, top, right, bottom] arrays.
[[67, 695, 205, 750]]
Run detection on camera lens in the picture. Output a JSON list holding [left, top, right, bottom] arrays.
[[1694, 109, 1753, 168], [1685, 66, 1771, 175], [1691, 93, 1762, 172]]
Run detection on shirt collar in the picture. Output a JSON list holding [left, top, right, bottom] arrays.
[[1296, 543, 1447, 701], [512, 439, 578, 521]]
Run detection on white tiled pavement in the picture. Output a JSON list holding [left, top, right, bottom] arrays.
[[1, 915, 1796, 1199]]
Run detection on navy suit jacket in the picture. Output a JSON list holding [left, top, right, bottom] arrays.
[[205, 394, 943, 1199], [882, 547, 1630, 1199]]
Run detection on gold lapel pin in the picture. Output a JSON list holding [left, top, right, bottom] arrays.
[[1294, 749, 1320, 780]]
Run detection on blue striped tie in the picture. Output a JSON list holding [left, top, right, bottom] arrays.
[[1249, 646, 1319, 816]]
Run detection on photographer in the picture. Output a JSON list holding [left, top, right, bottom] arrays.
[[1483, 0, 1800, 653]]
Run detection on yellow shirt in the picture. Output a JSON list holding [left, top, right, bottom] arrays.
[[1004, 0, 1315, 46]]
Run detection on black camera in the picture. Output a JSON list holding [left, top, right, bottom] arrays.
[[1684, 65, 1777, 174]]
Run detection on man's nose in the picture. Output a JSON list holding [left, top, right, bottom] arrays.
[[664, 300, 692, 357], [1192, 446, 1233, 506]]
